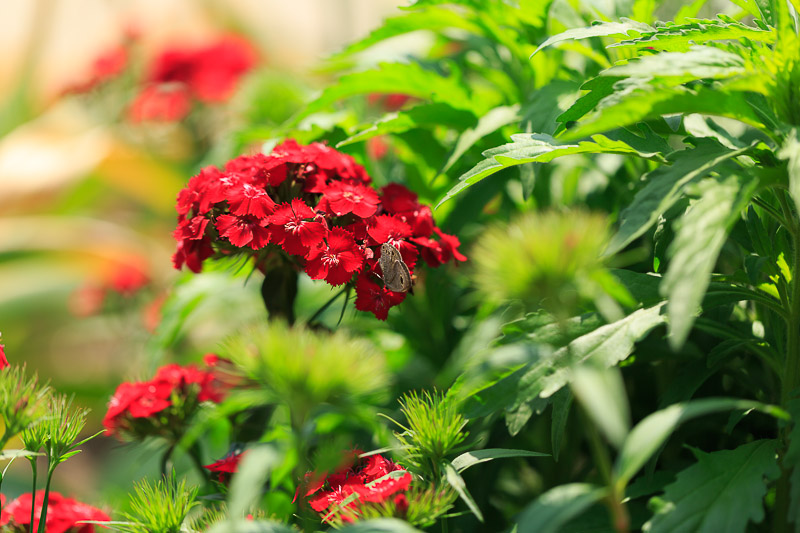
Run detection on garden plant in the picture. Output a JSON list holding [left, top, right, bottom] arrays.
[[3, 0, 800, 531]]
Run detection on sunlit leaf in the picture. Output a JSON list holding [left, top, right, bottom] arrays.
[[513, 483, 607, 533], [451, 448, 549, 473]]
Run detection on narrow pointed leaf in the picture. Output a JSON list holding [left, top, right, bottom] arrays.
[[451, 448, 549, 473], [605, 138, 753, 256], [570, 365, 631, 449], [514, 483, 607, 533], [337, 103, 477, 147], [662, 175, 758, 348], [439, 125, 670, 208], [443, 461, 484, 522], [533, 19, 655, 56], [609, 17, 775, 52]]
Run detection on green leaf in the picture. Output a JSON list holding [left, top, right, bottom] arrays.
[[609, 17, 775, 52], [551, 388, 573, 462], [441, 104, 521, 174], [291, 62, 477, 125], [533, 19, 655, 56], [563, 81, 767, 142], [228, 444, 282, 518], [328, 6, 483, 62], [206, 521, 297, 533], [513, 483, 608, 533], [643, 440, 780, 533], [661, 175, 758, 348], [439, 125, 670, 208], [451, 448, 549, 473], [603, 45, 747, 82], [337, 103, 477, 147], [570, 365, 631, 449], [0, 449, 42, 461], [443, 460, 483, 522], [614, 398, 787, 489], [336, 518, 427, 533], [605, 138, 754, 256], [500, 303, 666, 433], [779, 128, 800, 217]]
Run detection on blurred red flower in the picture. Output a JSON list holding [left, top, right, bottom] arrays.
[[0, 491, 110, 533]]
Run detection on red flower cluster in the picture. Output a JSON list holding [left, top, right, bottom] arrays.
[[65, 45, 128, 94], [172, 140, 465, 319], [129, 34, 257, 122], [69, 261, 150, 318], [103, 361, 227, 439], [204, 450, 245, 485], [298, 453, 412, 524], [0, 340, 7, 370], [0, 491, 110, 533]]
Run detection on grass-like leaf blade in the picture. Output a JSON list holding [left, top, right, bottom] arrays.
[[451, 448, 549, 473], [513, 483, 608, 533], [443, 460, 484, 522]]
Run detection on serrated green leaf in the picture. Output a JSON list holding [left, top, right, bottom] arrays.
[[609, 18, 775, 52], [563, 81, 766, 141], [643, 440, 780, 533], [327, 6, 483, 62], [614, 398, 787, 489], [451, 448, 549, 473], [513, 483, 608, 533], [439, 125, 670, 208], [291, 62, 477, 126], [337, 103, 477, 147], [605, 138, 753, 256], [533, 19, 655, 56], [603, 45, 747, 82], [662, 175, 758, 348], [499, 304, 666, 434], [570, 365, 631, 449], [443, 461, 484, 522]]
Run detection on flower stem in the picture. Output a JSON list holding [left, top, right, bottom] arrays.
[[261, 265, 298, 325], [775, 192, 800, 533], [582, 410, 629, 533], [36, 466, 55, 533], [27, 458, 37, 533]]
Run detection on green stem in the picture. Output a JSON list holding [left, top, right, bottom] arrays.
[[187, 442, 209, 484], [36, 466, 55, 533], [775, 201, 800, 533], [28, 458, 37, 533], [583, 411, 629, 533]]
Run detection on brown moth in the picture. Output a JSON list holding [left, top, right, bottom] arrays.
[[379, 242, 412, 293]]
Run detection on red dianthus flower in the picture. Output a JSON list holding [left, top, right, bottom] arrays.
[[0, 491, 110, 533], [305, 228, 365, 286]]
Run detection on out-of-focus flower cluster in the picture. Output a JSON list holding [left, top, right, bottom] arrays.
[[102, 356, 228, 440], [172, 139, 465, 319], [297, 453, 412, 524], [0, 491, 110, 533], [69, 262, 150, 318], [129, 35, 257, 122], [65, 33, 257, 123]]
